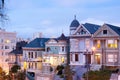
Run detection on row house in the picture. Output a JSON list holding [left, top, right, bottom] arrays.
[[70, 16, 100, 66], [70, 16, 120, 69], [93, 23, 120, 67], [0, 29, 16, 73], [43, 33, 68, 67], [23, 34, 68, 79], [23, 38, 49, 77], [8, 41, 27, 70]]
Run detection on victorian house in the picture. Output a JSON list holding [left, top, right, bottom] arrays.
[[93, 23, 120, 67], [23, 34, 68, 80], [8, 41, 27, 70], [70, 17, 100, 66], [43, 33, 69, 67], [23, 38, 49, 78]]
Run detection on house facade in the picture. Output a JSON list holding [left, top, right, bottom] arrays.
[[69, 17, 120, 69], [93, 23, 120, 67], [43, 33, 68, 67], [8, 41, 27, 70], [0, 29, 16, 73], [23, 38, 49, 77], [69, 17, 100, 66], [23, 34, 69, 79]]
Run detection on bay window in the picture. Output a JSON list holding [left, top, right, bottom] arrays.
[[96, 40, 101, 48], [108, 54, 117, 62], [107, 39, 118, 48]]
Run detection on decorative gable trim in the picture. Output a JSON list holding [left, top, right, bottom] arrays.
[[73, 24, 91, 35], [45, 39, 57, 44], [93, 24, 119, 37]]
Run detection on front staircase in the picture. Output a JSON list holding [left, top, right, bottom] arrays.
[[110, 73, 118, 80], [90, 64, 101, 71]]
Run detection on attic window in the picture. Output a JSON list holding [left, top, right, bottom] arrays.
[[103, 30, 107, 34], [80, 29, 86, 34]]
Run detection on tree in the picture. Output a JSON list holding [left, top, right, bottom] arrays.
[[64, 65, 73, 80], [83, 70, 111, 80], [16, 71, 26, 80], [0, 67, 9, 80], [0, 0, 8, 27], [0, 0, 5, 16], [10, 65, 21, 73], [10, 65, 26, 80]]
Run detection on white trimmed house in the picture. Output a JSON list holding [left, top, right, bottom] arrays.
[[93, 23, 120, 67], [69, 17, 100, 66], [69, 17, 120, 70], [43, 33, 68, 67]]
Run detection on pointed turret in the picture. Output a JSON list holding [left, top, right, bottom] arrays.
[[70, 15, 80, 35]]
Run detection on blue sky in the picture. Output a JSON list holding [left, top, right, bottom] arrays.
[[4, 0, 120, 38]]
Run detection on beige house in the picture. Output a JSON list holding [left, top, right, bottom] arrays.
[[69, 16, 120, 70], [0, 29, 16, 73], [93, 23, 120, 67], [23, 38, 49, 79]]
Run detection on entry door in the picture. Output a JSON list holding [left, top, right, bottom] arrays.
[[95, 55, 100, 64], [85, 54, 91, 64]]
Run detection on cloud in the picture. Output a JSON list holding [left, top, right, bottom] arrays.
[[40, 20, 52, 26], [81, 18, 105, 25], [81, 18, 120, 27], [52, 0, 111, 7]]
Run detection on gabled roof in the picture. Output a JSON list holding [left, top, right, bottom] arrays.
[[10, 41, 28, 54], [57, 33, 67, 40], [25, 38, 49, 48], [83, 23, 100, 34], [105, 23, 120, 35]]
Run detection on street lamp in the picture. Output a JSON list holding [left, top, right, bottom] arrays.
[[91, 47, 95, 54], [85, 47, 95, 80], [101, 48, 104, 70], [85, 49, 89, 80]]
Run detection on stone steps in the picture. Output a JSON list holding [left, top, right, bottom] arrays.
[[110, 73, 118, 80]]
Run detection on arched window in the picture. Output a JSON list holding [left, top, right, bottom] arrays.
[[47, 47, 51, 52]]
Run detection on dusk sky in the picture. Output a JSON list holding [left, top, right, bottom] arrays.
[[4, 0, 120, 38]]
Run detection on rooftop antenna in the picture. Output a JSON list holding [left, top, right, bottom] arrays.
[[74, 15, 76, 20], [62, 28, 64, 33]]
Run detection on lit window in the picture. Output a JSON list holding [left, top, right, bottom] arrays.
[[114, 40, 118, 48], [108, 54, 117, 62], [61, 57, 64, 63], [96, 40, 101, 48], [107, 40, 117, 48], [5, 40, 10, 43]]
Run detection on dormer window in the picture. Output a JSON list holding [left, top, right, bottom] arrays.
[[103, 30, 107, 34], [80, 29, 86, 34]]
